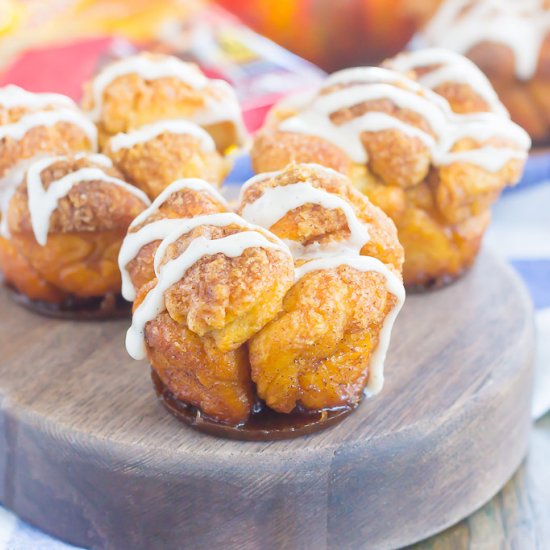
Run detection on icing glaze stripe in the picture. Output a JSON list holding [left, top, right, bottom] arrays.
[[240, 181, 371, 260], [0, 85, 75, 110], [108, 120, 216, 153], [126, 213, 292, 360], [26, 159, 150, 246], [0, 109, 98, 149]]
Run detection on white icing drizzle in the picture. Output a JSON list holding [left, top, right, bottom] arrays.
[[238, 165, 405, 394], [130, 178, 227, 230], [238, 169, 284, 196], [313, 83, 449, 137], [440, 113, 531, 149], [388, 48, 509, 116], [240, 181, 370, 260], [151, 212, 288, 274], [278, 65, 531, 172], [119, 218, 184, 301], [294, 255, 405, 396], [125, 212, 292, 360], [282, 110, 436, 163], [0, 109, 98, 149], [108, 119, 216, 153], [124, 164, 405, 396], [25, 156, 150, 246], [89, 55, 207, 121], [279, 77, 446, 164], [435, 147, 527, 171], [190, 78, 247, 143], [0, 156, 45, 239], [118, 178, 228, 301], [73, 152, 114, 167], [0, 153, 110, 239], [434, 112, 531, 170], [323, 66, 424, 90], [0, 85, 75, 110], [87, 55, 246, 143], [238, 164, 345, 198], [423, 0, 550, 80]]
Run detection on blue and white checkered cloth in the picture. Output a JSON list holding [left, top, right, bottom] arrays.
[[0, 156, 548, 550], [485, 158, 550, 419]]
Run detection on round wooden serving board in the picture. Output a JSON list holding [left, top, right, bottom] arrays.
[[0, 248, 535, 550]]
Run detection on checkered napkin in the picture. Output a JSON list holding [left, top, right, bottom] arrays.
[[0, 154, 548, 549], [485, 161, 550, 419]]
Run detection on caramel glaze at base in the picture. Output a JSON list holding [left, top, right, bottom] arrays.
[[152, 370, 358, 441], [6, 284, 131, 320], [405, 268, 470, 293]]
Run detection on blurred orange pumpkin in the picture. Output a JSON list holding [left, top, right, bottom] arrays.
[[216, 0, 441, 71]]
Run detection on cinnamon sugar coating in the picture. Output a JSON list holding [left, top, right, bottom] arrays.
[[8, 156, 145, 236], [137, 219, 295, 424], [130, 164, 404, 425], [250, 265, 396, 413], [104, 132, 230, 199], [125, 185, 227, 296], [145, 311, 254, 425], [156, 223, 295, 352]]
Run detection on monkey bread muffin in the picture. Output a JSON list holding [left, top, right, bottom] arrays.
[[82, 53, 246, 198], [251, 50, 530, 288], [82, 52, 246, 152], [2, 153, 149, 316], [0, 85, 99, 310], [121, 164, 405, 432]]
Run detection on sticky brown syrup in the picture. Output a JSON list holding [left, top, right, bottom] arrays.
[[7, 285, 131, 320], [152, 370, 360, 441]]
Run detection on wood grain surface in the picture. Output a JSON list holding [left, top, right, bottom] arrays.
[[0, 248, 535, 550], [412, 413, 550, 550]]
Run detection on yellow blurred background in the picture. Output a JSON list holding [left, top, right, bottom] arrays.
[[0, 0, 202, 66], [0, 0, 441, 71]]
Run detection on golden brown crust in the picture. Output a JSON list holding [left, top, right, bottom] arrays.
[[137, 219, 296, 425], [421, 18, 550, 142], [398, 206, 490, 288], [249, 265, 396, 413], [8, 156, 146, 237], [252, 88, 434, 189], [104, 132, 230, 199], [10, 230, 128, 298], [432, 152, 524, 225], [251, 131, 353, 176], [404, 64, 494, 115], [130, 163, 404, 423], [0, 235, 64, 302], [462, 39, 550, 142]]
